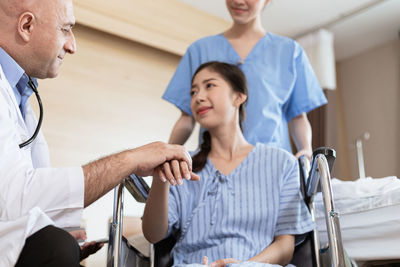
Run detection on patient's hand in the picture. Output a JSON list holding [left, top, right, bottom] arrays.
[[209, 258, 239, 267], [156, 160, 200, 186]]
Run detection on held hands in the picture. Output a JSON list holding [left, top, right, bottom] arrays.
[[155, 160, 200, 186], [131, 142, 199, 184]]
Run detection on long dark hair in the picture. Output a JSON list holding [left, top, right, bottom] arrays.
[[192, 61, 248, 172]]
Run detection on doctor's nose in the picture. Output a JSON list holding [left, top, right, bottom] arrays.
[[65, 31, 77, 54]]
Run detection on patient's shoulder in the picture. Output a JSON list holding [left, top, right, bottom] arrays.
[[256, 143, 297, 164]]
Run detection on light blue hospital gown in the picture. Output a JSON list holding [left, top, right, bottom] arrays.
[[162, 33, 327, 152], [167, 143, 315, 266]]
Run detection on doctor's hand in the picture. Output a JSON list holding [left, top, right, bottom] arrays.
[[68, 230, 103, 260], [80, 240, 104, 261]]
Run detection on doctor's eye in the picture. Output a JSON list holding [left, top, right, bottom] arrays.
[[61, 26, 73, 34]]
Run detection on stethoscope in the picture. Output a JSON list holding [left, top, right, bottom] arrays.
[[19, 76, 43, 148]]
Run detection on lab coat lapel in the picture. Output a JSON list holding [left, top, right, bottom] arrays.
[[0, 65, 28, 134]]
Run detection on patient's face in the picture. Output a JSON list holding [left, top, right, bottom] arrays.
[[190, 68, 239, 130]]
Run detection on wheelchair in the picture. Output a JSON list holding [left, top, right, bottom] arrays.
[[107, 147, 355, 267]]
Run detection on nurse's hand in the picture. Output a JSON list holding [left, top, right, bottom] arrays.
[[295, 149, 312, 161], [156, 160, 200, 186]]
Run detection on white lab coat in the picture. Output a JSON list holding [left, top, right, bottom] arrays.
[[0, 65, 84, 266]]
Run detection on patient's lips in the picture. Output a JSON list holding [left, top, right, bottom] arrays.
[[197, 106, 212, 115]]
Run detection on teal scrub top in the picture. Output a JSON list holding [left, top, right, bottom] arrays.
[[162, 33, 327, 152]]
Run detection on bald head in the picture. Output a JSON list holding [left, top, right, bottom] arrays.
[[0, 0, 76, 78]]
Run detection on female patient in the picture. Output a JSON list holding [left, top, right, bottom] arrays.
[[142, 62, 314, 266]]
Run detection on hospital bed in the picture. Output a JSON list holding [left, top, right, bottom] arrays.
[[313, 176, 400, 264], [106, 147, 354, 267]]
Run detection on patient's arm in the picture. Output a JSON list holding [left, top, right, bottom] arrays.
[[142, 176, 170, 243], [168, 111, 196, 145], [248, 234, 295, 265]]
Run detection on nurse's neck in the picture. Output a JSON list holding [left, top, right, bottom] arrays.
[[225, 17, 266, 40]]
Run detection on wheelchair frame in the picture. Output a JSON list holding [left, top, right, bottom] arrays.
[[107, 147, 348, 267]]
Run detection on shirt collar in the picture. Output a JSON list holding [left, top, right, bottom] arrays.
[[0, 47, 25, 89], [0, 47, 37, 97]]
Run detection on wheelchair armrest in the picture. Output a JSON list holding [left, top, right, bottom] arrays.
[[298, 155, 311, 202], [125, 174, 150, 203], [306, 147, 336, 199]]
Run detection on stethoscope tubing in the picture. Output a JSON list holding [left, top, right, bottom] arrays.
[[19, 76, 43, 148]]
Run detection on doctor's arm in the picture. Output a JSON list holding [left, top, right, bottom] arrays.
[[168, 111, 195, 145], [82, 142, 195, 207], [289, 113, 312, 160]]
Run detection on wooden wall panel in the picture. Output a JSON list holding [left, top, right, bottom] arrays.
[[73, 0, 230, 56]]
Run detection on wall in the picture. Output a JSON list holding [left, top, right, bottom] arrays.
[[73, 0, 230, 56], [33, 24, 200, 266], [326, 39, 400, 180]]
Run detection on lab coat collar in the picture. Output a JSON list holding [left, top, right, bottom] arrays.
[[0, 64, 27, 129]]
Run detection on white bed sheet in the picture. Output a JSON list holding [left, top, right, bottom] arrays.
[[314, 176, 400, 261]]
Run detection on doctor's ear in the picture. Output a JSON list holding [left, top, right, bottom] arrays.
[[18, 12, 36, 42]]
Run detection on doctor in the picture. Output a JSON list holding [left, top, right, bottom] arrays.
[[0, 0, 199, 266]]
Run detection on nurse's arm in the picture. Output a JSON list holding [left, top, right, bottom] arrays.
[[288, 113, 312, 160], [248, 234, 295, 265], [168, 111, 195, 145]]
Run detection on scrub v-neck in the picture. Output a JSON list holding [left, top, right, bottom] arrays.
[[219, 33, 269, 64]]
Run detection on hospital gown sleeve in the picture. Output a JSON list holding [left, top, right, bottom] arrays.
[[284, 42, 327, 122], [275, 156, 315, 236]]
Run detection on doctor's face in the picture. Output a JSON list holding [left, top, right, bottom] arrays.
[[225, 0, 270, 24], [30, 0, 76, 78]]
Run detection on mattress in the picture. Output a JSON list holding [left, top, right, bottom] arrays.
[[314, 176, 400, 261]]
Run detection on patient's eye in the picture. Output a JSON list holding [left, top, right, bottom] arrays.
[[206, 83, 215, 89], [190, 89, 197, 97]]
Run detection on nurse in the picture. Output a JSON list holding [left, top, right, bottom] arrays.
[[163, 0, 327, 159]]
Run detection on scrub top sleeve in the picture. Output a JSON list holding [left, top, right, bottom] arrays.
[[284, 43, 327, 122], [275, 156, 315, 236], [167, 186, 181, 237], [162, 47, 195, 117]]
